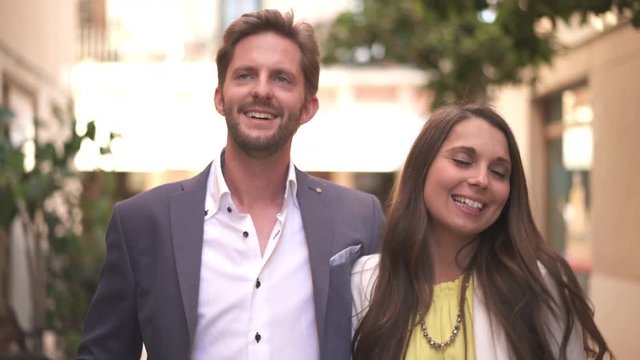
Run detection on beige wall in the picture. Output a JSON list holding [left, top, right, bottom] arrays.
[[0, 0, 76, 142], [528, 23, 640, 359], [588, 25, 640, 359], [0, 0, 75, 344], [0, 0, 75, 84]]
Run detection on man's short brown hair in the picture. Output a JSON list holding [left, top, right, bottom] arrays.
[[216, 9, 320, 98]]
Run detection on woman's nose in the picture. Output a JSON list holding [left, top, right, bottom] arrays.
[[467, 168, 489, 188]]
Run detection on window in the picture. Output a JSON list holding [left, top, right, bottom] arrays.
[[544, 83, 592, 291]]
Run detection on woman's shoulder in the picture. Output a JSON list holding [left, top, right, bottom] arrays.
[[353, 254, 380, 275], [536, 260, 588, 358], [352, 254, 380, 294], [536, 260, 563, 294], [351, 254, 380, 320]]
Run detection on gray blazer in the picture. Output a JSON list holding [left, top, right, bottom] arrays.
[[76, 164, 384, 360]]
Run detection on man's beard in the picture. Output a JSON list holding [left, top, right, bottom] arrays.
[[224, 97, 303, 159]]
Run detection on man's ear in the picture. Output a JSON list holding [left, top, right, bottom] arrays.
[[299, 96, 319, 125], [214, 87, 225, 116]]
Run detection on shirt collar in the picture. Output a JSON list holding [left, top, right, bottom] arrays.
[[285, 159, 299, 209], [205, 152, 230, 216], [206, 152, 299, 215]]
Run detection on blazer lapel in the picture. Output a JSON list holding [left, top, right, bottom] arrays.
[[296, 169, 334, 343], [169, 164, 210, 346]]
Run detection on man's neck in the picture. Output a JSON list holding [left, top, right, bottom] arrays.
[[222, 145, 291, 212]]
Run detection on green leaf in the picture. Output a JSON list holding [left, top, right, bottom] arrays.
[[85, 121, 96, 141], [322, 0, 640, 108], [0, 107, 15, 123]]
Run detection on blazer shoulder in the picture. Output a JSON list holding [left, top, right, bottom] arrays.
[[117, 163, 211, 211], [303, 172, 378, 202], [116, 178, 183, 212]]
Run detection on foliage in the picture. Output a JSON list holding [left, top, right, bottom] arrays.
[[0, 102, 115, 357], [322, 0, 640, 107], [45, 172, 116, 357]]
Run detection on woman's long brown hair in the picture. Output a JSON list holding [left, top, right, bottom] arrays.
[[352, 105, 612, 359]]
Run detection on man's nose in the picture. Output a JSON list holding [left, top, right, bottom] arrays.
[[251, 76, 273, 100]]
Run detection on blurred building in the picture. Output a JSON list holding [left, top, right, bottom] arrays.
[[72, 1, 426, 359], [71, 0, 428, 204], [7, 0, 636, 358], [0, 0, 76, 355], [493, 16, 640, 359]]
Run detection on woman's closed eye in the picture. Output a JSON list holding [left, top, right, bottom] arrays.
[[489, 163, 511, 179], [490, 168, 509, 179], [451, 157, 473, 167]]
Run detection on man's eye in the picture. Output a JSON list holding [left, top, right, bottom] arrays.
[[274, 75, 290, 83], [237, 73, 253, 80]]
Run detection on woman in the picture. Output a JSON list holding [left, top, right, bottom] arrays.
[[351, 105, 612, 359]]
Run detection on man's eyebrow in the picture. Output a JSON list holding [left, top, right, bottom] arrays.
[[271, 68, 297, 76], [231, 66, 256, 73]]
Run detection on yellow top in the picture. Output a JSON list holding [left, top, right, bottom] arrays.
[[405, 275, 475, 360]]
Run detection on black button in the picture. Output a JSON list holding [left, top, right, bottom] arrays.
[[255, 278, 261, 289], [255, 332, 261, 343], [242, 231, 249, 238], [227, 206, 232, 213]]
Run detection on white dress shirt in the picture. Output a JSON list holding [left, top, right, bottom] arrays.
[[191, 158, 319, 360]]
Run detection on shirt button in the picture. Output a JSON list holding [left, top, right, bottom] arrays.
[[242, 231, 249, 238], [255, 332, 261, 343], [227, 206, 232, 213], [255, 278, 261, 289]]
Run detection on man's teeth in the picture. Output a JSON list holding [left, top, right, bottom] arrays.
[[452, 196, 484, 210], [247, 111, 275, 120]]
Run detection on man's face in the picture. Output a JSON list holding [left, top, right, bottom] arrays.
[[214, 32, 318, 158]]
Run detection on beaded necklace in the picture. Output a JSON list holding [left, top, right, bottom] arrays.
[[419, 273, 471, 351]]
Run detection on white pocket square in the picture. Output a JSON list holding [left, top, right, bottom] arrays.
[[329, 244, 363, 266]]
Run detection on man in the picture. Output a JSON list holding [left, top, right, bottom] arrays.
[[76, 9, 384, 360]]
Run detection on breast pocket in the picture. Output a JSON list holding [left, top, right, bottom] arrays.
[[325, 244, 363, 359], [329, 244, 363, 267], [327, 244, 363, 316]]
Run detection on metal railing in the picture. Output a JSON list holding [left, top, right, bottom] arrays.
[[78, 25, 120, 62]]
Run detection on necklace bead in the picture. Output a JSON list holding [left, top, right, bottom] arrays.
[[419, 274, 470, 351]]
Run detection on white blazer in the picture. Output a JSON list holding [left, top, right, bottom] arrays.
[[351, 255, 586, 360]]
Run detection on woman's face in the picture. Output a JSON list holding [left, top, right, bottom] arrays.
[[423, 117, 511, 243]]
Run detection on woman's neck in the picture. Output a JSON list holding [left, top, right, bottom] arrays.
[[428, 231, 476, 283]]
